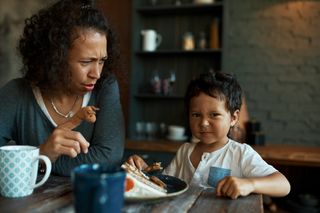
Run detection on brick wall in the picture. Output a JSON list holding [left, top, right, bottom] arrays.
[[223, 0, 320, 146]]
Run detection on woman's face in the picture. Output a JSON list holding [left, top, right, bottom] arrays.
[[67, 28, 107, 95], [189, 92, 239, 146]]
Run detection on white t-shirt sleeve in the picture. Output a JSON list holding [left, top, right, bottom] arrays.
[[240, 144, 278, 177], [162, 143, 195, 183]]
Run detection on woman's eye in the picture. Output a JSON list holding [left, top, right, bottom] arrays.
[[80, 61, 90, 66], [99, 60, 105, 65]]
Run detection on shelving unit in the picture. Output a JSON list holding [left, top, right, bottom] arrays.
[[128, 0, 224, 140]]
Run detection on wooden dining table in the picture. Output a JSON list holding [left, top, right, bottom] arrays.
[[0, 175, 263, 213]]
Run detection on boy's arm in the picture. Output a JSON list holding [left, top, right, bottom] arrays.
[[250, 171, 290, 196], [216, 171, 290, 199]]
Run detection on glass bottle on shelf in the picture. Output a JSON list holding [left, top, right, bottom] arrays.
[[151, 70, 161, 94], [169, 70, 176, 94], [162, 70, 176, 95], [197, 31, 207, 49], [209, 18, 220, 49]]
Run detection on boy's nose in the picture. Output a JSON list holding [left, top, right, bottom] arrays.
[[200, 119, 210, 127]]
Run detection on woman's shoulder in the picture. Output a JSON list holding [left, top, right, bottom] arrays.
[[0, 78, 29, 95], [95, 75, 119, 93]]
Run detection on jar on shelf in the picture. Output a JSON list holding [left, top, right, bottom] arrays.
[[182, 32, 195, 51]]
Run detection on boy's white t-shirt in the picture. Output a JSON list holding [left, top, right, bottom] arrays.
[[163, 139, 277, 188]]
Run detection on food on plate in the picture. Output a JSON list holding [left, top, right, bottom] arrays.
[[59, 106, 99, 130], [143, 162, 163, 173], [122, 162, 167, 197], [150, 176, 167, 189]]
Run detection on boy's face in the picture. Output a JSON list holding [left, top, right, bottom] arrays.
[[189, 92, 239, 146]]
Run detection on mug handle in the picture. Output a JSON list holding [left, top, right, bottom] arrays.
[[156, 34, 162, 47], [33, 155, 52, 189]]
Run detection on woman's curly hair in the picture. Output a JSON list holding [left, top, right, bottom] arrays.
[[18, 0, 120, 91]]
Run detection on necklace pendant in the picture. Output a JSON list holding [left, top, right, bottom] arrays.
[[50, 96, 79, 119], [66, 112, 74, 118]]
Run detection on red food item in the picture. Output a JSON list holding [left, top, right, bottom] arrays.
[[125, 177, 135, 192]]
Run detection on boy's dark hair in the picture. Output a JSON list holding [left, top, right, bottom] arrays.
[[18, 0, 120, 92], [185, 72, 242, 115]]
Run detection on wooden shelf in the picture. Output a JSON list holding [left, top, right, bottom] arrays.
[[253, 145, 320, 167], [125, 139, 182, 153], [128, 0, 223, 138], [137, 3, 223, 15], [134, 93, 184, 99], [136, 49, 222, 56], [125, 140, 320, 167]]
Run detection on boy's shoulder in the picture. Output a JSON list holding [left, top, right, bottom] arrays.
[[177, 142, 196, 152], [227, 139, 255, 153]]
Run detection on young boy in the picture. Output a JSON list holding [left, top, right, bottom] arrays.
[[128, 72, 290, 199]]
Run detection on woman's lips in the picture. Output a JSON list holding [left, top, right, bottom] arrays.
[[84, 84, 95, 91]]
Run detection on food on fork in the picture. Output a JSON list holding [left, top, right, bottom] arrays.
[[59, 106, 99, 130], [122, 162, 167, 197]]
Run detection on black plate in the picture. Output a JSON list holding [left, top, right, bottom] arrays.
[[125, 174, 189, 201]]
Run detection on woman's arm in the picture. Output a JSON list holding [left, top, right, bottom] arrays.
[[52, 79, 125, 176]]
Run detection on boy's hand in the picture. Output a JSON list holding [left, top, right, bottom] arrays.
[[216, 176, 255, 199], [126, 154, 148, 170]]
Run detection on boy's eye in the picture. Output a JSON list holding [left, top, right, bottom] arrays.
[[209, 112, 219, 118], [191, 113, 200, 118]]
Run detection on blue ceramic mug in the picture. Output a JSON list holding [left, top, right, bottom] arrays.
[[71, 164, 126, 213]]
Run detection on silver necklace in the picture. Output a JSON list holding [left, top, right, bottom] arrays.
[[50, 96, 79, 118]]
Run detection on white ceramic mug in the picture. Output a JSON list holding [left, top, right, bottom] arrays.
[[141, 29, 162, 51], [168, 125, 185, 139], [0, 145, 52, 198]]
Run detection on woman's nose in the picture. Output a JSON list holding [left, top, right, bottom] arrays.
[[88, 63, 101, 79]]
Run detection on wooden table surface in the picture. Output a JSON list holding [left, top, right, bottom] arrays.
[[125, 140, 320, 167], [0, 175, 263, 213]]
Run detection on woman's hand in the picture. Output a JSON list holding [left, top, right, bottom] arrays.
[[216, 176, 254, 199], [126, 154, 148, 170], [39, 127, 90, 162]]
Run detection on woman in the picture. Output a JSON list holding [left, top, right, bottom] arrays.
[[0, 0, 125, 176]]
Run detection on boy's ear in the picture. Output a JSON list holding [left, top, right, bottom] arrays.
[[231, 109, 240, 127]]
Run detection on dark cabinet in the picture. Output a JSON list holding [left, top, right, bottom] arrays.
[[128, 0, 224, 140]]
